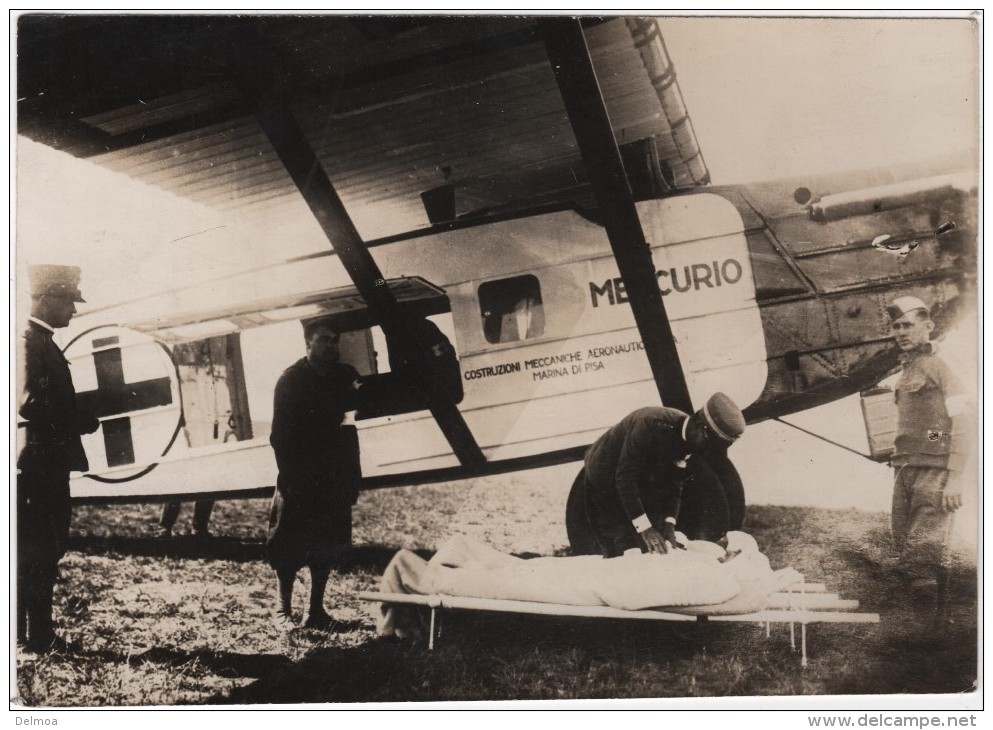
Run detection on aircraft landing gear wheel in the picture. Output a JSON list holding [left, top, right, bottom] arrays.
[[565, 467, 599, 556]]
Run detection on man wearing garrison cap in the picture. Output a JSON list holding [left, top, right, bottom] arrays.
[[886, 295, 971, 590], [17, 265, 99, 653], [576, 393, 747, 558]]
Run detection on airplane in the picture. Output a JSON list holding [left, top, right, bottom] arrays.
[[15, 16, 978, 546]]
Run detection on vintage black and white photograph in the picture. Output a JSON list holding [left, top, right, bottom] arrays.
[[12, 12, 980, 712]]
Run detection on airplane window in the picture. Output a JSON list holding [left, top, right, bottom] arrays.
[[479, 275, 545, 344], [746, 232, 809, 300]]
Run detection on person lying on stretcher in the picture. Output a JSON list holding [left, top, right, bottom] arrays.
[[375, 533, 801, 639]]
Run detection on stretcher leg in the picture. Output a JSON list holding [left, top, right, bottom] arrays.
[[801, 623, 808, 668], [429, 606, 436, 651]]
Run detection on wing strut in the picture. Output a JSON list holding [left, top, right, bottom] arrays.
[[248, 99, 486, 468], [541, 19, 694, 413]]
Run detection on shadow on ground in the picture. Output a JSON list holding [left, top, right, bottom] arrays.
[[20, 643, 293, 682], [65, 538, 436, 568], [212, 617, 732, 705], [68, 534, 268, 562], [129, 647, 293, 679]]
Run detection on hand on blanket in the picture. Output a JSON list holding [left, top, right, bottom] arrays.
[[640, 525, 685, 554], [661, 523, 686, 553]]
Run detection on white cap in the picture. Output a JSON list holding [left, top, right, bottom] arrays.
[[886, 296, 929, 322]]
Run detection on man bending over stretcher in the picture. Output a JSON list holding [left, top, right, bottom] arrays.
[[576, 393, 747, 558]]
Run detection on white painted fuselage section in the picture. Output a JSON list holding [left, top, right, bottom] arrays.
[[68, 194, 765, 500]]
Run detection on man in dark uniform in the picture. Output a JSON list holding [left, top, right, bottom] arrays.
[[17, 265, 99, 652], [576, 393, 746, 558], [267, 320, 362, 630]]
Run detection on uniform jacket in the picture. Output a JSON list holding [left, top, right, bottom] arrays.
[[893, 345, 969, 473], [18, 320, 91, 474], [270, 357, 361, 506], [584, 406, 692, 523]]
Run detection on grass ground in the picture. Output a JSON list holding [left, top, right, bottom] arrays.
[[12, 476, 979, 707]]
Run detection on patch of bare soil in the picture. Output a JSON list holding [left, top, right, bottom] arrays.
[[445, 464, 574, 554]]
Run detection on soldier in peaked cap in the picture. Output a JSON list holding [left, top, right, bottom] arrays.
[[573, 393, 747, 558], [17, 264, 99, 653], [885, 295, 972, 597], [28, 264, 87, 305]]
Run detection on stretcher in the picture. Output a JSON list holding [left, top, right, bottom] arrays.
[[358, 579, 879, 666]]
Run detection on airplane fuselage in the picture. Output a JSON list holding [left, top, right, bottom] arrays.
[[60, 168, 975, 502]]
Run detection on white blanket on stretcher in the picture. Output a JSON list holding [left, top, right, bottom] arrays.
[[375, 533, 801, 638]]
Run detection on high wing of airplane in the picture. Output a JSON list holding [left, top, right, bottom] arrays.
[[15, 15, 978, 506], [17, 16, 709, 237]]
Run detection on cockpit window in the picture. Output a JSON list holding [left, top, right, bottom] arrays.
[[479, 275, 545, 343]]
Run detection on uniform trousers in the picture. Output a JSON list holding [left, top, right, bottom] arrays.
[[17, 467, 72, 646], [160, 500, 214, 533], [891, 465, 953, 576]]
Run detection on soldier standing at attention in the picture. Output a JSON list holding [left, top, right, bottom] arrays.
[[886, 296, 972, 591], [17, 265, 99, 653]]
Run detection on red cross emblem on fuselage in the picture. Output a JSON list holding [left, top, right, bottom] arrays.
[[74, 333, 174, 467]]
